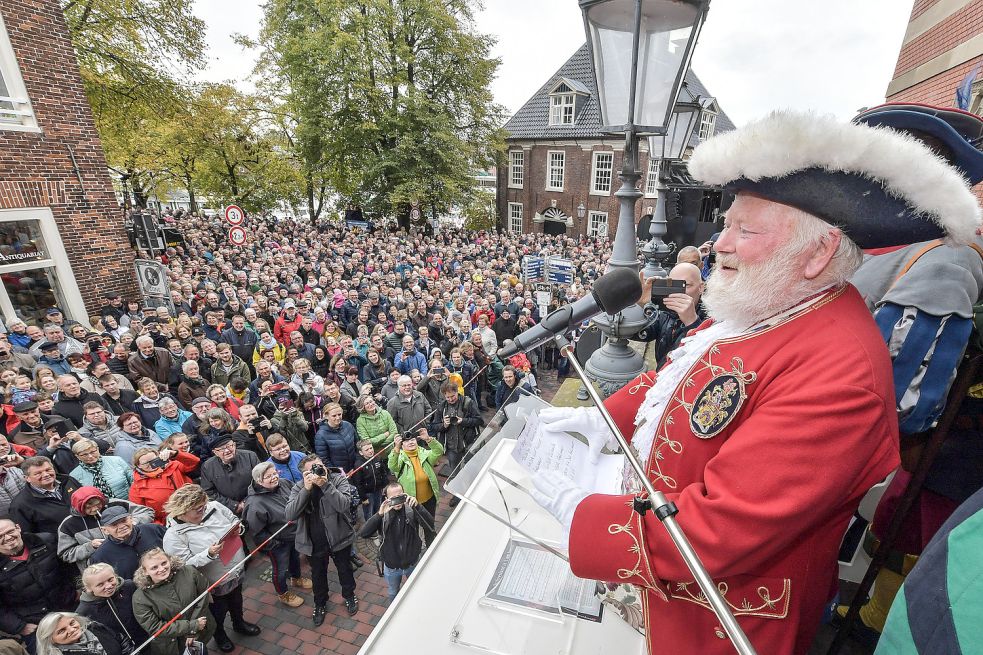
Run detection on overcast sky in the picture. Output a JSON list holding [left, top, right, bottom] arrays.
[[192, 0, 914, 125]]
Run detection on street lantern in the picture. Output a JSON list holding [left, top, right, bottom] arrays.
[[647, 95, 703, 161], [580, 0, 710, 133], [576, 202, 587, 219]]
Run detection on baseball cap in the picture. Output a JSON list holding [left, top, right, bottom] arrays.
[[44, 308, 62, 316], [98, 505, 130, 525], [39, 341, 60, 352], [283, 299, 296, 309]]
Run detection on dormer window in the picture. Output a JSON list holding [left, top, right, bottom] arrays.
[[547, 78, 589, 127], [550, 90, 575, 125]]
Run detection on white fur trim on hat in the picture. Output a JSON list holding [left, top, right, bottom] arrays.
[[687, 110, 982, 245]]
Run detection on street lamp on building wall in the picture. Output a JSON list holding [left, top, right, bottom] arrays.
[[578, 0, 710, 396]]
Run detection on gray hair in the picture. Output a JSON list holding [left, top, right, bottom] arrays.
[[251, 461, 276, 484], [158, 396, 177, 408], [71, 438, 100, 455], [181, 359, 200, 374], [36, 612, 91, 655], [135, 335, 155, 347]]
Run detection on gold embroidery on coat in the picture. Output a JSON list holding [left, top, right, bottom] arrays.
[[670, 579, 791, 619]]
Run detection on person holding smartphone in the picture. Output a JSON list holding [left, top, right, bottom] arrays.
[[635, 262, 708, 368]]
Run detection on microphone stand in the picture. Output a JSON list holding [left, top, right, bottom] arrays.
[[555, 334, 757, 655]]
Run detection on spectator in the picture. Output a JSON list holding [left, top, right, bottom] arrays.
[[54, 376, 109, 429], [314, 403, 357, 472], [288, 358, 323, 397], [0, 439, 26, 519], [69, 439, 132, 499], [354, 395, 398, 449], [351, 440, 389, 521], [230, 404, 271, 455], [36, 342, 71, 376], [339, 366, 362, 400], [33, 611, 123, 655], [264, 434, 305, 484], [247, 360, 283, 402], [288, 331, 316, 362], [176, 360, 210, 409], [10, 401, 47, 450], [210, 344, 251, 388], [243, 462, 309, 608], [284, 454, 359, 622], [387, 433, 443, 542], [0, 519, 77, 649], [269, 398, 309, 454], [386, 375, 431, 436], [273, 300, 302, 345], [8, 456, 81, 536], [393, 336, 427, 376], [131, 548, 215, 655], [125, 337, 173, 390], [180, 397, 211, 436], [162, 486, 260, 651], [359, 481, 435, 601], [76, 563, 148, 653], [220, 315, 257, 367], [417, 359, 449, 407], [36, 418, 91, 475], [128, 447, 198, 524], [96, 375, 138, 417], [80, 361, 132, 397], [494, 365, 534, 412], [206, 384, 241, 421], [56, 486, 154, 571], [429, 381, 483, 483], [151, 398, 190, 441], [78, 404, 122, 449], [636, 263, 707, 367], [130, 378, 172, 429], [251, 331, 284, 365], [112, 414, 161, 467], [89, 506, 166, 581], [323, 382, 357, 425], [199, 436, 258, 516]]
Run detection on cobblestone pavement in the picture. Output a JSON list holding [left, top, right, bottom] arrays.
[[232, 368, 568, 655]]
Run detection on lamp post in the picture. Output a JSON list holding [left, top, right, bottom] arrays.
[[579, 0, 710, 397], [576, 202, 587, 223]]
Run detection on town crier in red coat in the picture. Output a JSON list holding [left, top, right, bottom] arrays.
[[529, 110, 983, 654]]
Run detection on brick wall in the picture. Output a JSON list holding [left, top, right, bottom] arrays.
[[0, 0, 138, 318], [497, 143, 659, 238]]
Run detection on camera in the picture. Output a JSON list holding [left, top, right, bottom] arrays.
[[89, 340, 101, 353], [147, 457, 167, 470], [310, 463, 327, 477], [387, 494, 407, 507]]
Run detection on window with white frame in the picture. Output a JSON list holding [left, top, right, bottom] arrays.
[[587, 211, 608, 237], [0, 13, 37, 132], [549, 93, 576, 126], [508, 151, 524, 188], [591, 151, 614, 195], [644, 158, 661, 196], [698, 111, 717, 141], [508, 202, 523, 235], [546, 151, 565, 191]]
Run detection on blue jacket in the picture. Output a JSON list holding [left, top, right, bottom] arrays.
[[393, 349, 428, 375], [314, 420, 358, 472], [38, 355, 72, 375], [90, 522, 166, 580], [70, 455, 133, 499], [268, 451, 305, 484], [154, 409, 193, 439]]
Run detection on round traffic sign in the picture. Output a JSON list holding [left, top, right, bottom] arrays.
[[228, 226, 247, 246], [225, 205, 245, 226]]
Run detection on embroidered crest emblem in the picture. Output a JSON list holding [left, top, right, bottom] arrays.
[[689, 373, 747, 438]]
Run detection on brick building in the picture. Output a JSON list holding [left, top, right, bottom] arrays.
[[0, 0, 137, 325], [885, 0, 983, 208], [496, 45, 734, 247]]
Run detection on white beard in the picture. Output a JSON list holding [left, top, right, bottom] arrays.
[[701, 252, 820, 329]]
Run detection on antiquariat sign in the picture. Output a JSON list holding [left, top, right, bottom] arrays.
[[0, 246, 45, 264]]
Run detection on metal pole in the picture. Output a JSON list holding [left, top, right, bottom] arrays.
[[559, 335, 757, 655]]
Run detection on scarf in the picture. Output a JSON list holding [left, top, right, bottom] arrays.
[[57, 629, 107, 655], [80, 460, 114, 497], [180, 374, 207, 387]]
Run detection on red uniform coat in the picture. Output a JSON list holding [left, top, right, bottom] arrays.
[[569, 286, 900, 654]]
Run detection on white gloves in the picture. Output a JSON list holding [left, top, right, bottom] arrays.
[[529, 470, 589, 537], [538, 406, 620, 463]]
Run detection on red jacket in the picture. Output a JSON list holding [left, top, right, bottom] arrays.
[[274, 312, 303, 345], [569, 286, 899, 655], [128, 450, 199, 524]]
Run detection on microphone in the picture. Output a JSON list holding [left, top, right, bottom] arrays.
[[497, 268, 641, 358]]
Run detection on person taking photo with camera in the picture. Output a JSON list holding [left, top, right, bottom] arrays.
[[359, 482, 435, 602], [284, 454, 359, 624]]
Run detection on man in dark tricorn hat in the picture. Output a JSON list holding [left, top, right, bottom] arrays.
[[527, 110, 981, 655]]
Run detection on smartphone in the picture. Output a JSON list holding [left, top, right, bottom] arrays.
[[649, 278, 687, 300], [387, 494, 408, 506]]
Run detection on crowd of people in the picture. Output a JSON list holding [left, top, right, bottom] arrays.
[[0, 220, 616, 655]]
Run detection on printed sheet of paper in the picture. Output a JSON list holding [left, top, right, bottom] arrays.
[[483, 539, 603, 622], [512, 409, 622, 494]]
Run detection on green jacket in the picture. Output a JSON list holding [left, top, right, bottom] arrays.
[[388, 440, 444, 502], [356, 409, 399, 448], [210, 356, 251, 387], [271, 409, 310, 453], [132, 560, 215, 655], [485, 357, 505, 390]]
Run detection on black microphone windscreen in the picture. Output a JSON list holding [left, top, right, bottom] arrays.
[[591, 268, 642, 315]]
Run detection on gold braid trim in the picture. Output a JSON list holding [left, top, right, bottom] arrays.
[[669, 578, 791, 619]]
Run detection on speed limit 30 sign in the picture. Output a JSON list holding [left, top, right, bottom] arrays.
[[225, 205, 245, 226]]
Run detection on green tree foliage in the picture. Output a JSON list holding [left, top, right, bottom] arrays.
[[253, 0, 506, 223]]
